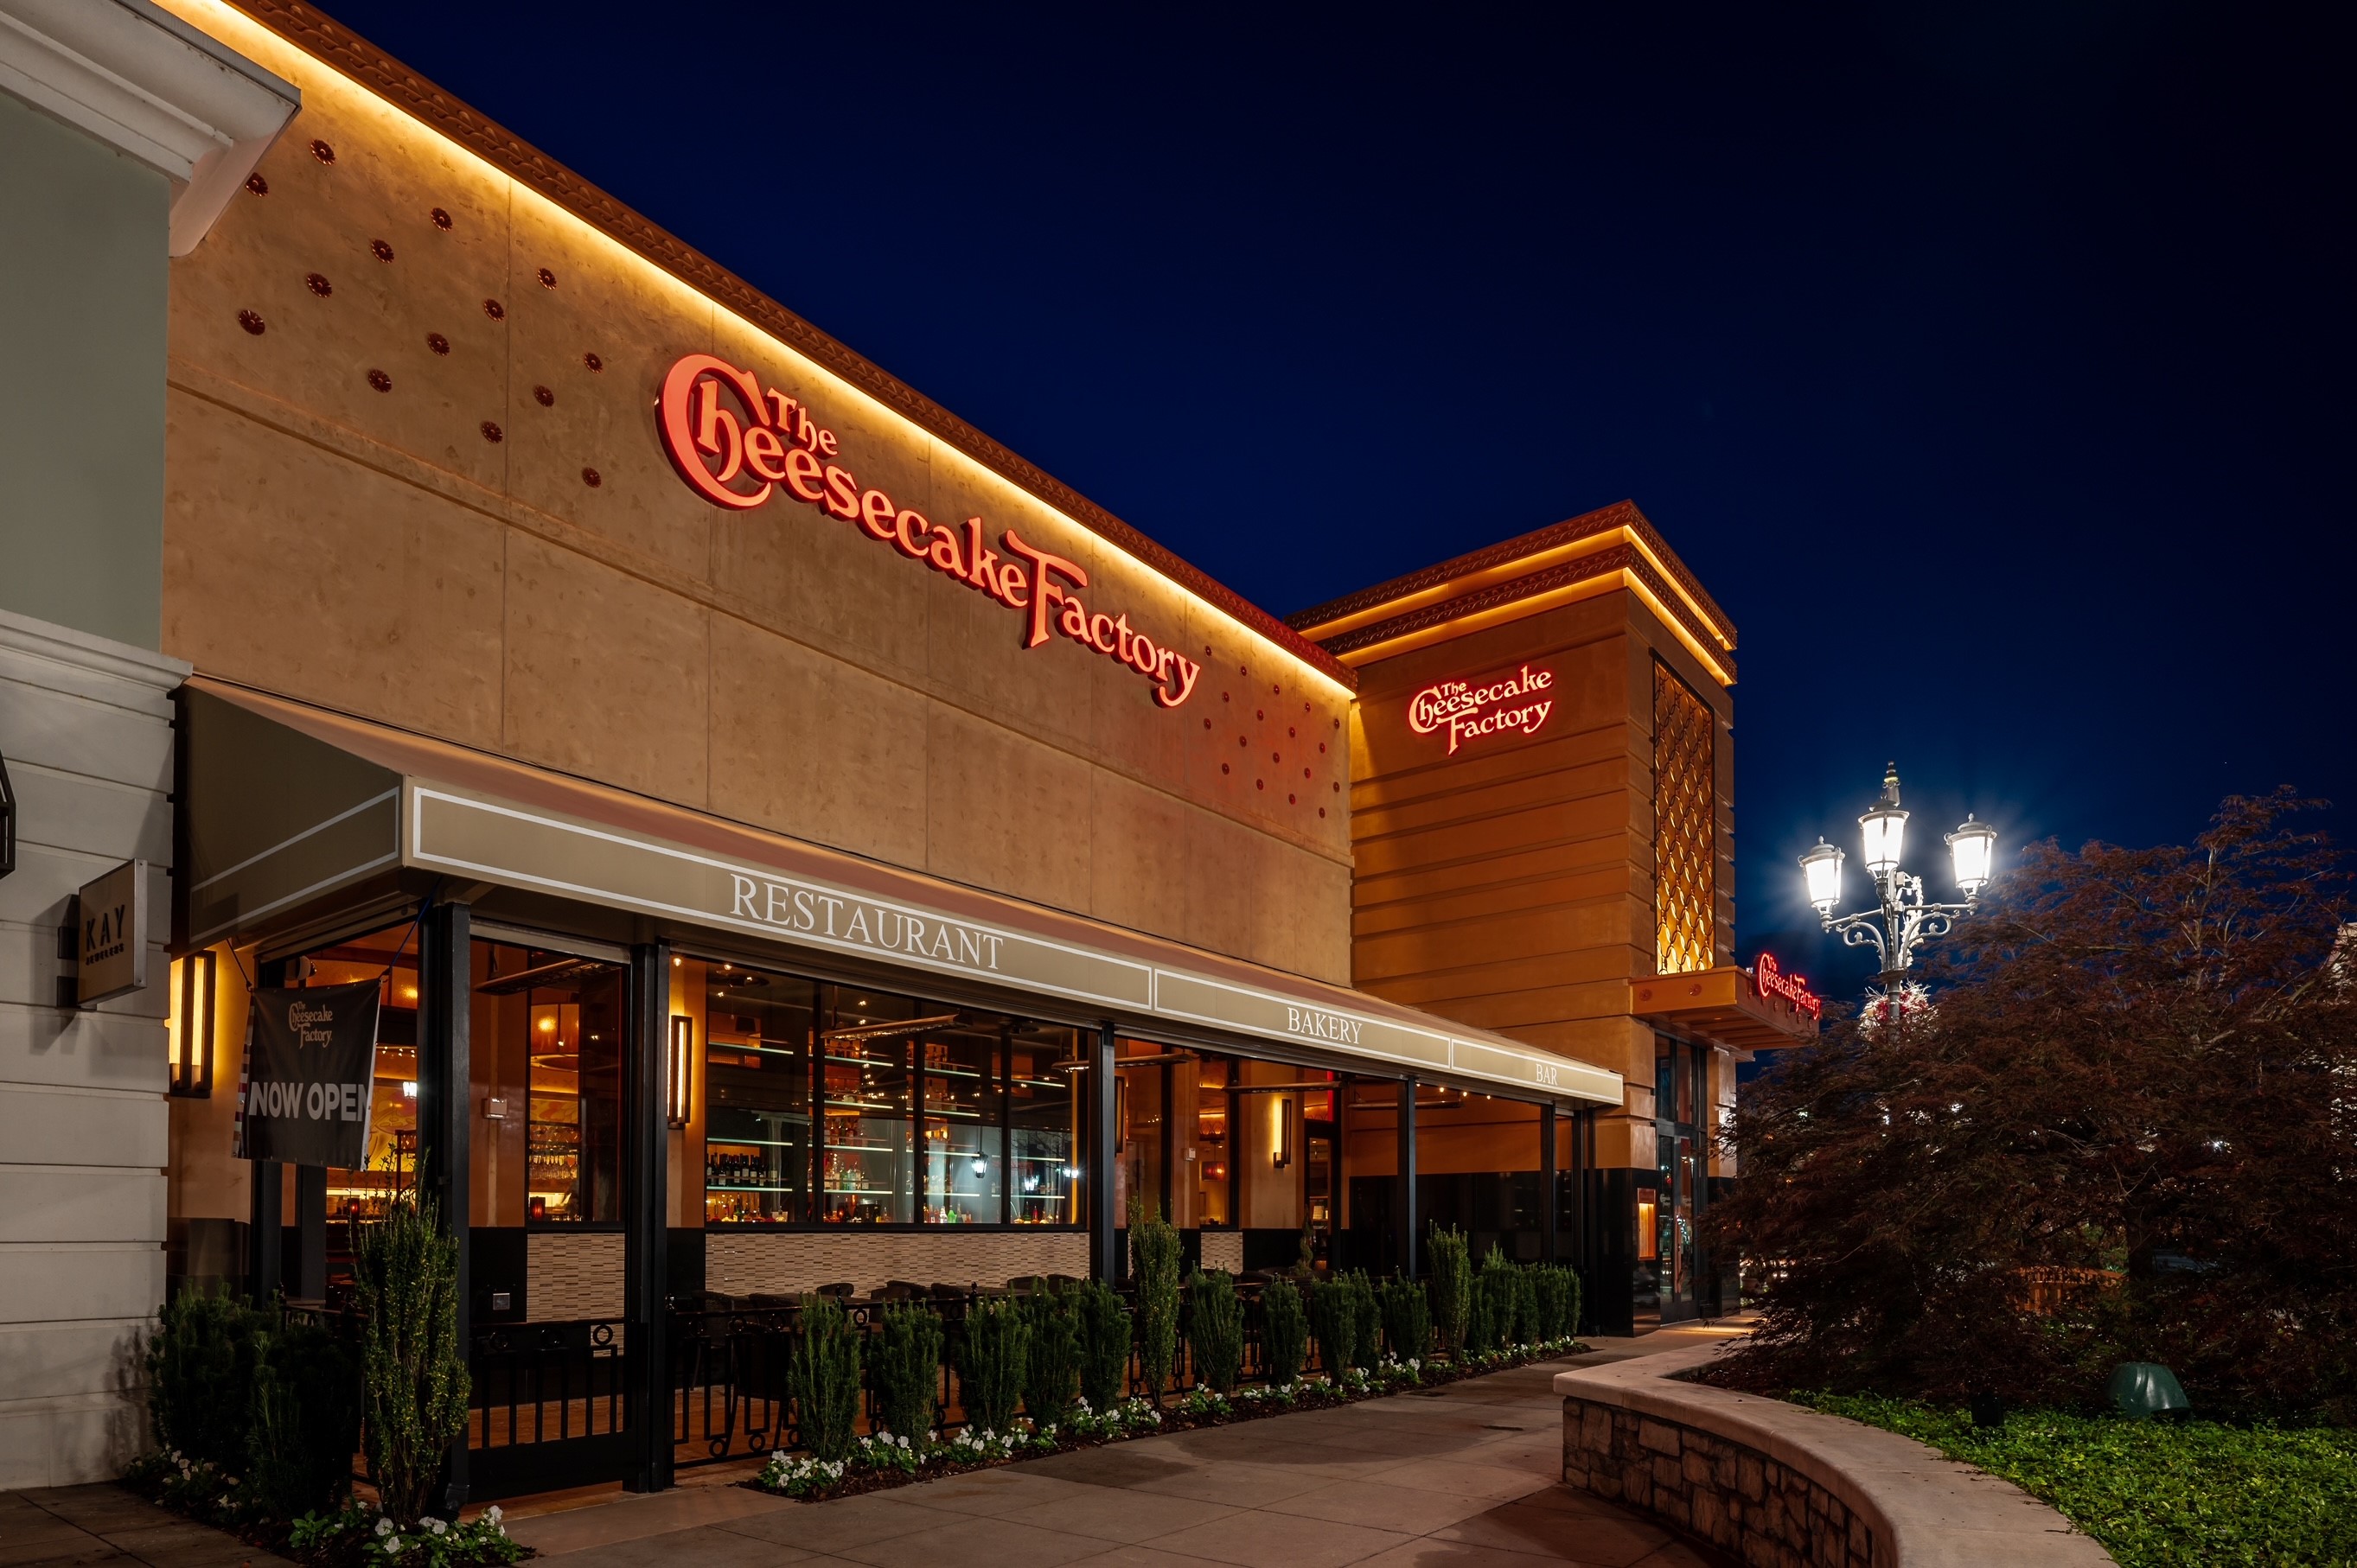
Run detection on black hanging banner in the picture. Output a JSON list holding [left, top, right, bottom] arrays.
[[236, 980, 381, 1168]]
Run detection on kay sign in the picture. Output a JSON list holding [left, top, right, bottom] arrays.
[[657, 354, 1201, 708], [1407, 664, 1555, 755]]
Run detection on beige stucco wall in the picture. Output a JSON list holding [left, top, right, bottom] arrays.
[[153, 1, 1351, 984]]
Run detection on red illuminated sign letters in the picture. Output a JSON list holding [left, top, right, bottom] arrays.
[[657, 354, 1201, 708], [1753, 953, 1822, 1019], [1407, 665, 1554, 755]]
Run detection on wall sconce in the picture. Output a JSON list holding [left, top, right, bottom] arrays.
[[668, 1013, 693, 1128], [169, 951, 215, 1098], [1273, 1096, 1293, 1170]]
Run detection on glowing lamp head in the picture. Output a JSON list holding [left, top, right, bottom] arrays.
[[1799, 838, 1845, 915], [1858, 762, 1909, 876], [1946, 814, 1997, 897]]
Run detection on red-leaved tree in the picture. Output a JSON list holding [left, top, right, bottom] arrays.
[[1708, 790, 2357, 1418]]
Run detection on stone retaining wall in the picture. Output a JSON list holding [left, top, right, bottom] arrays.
[[1556, 1345, 2114, 1568]]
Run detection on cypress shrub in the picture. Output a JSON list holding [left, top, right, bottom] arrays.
[[1533, 1264, 1580, 1342], [1186, 1270, 1244, 1393], [247, 1315, 361, 1521], [1509, 1262, 1540, 1346], [352, 1198, 469, 1527], [1129, 1198, 1182, 1402], [1379, 1273, 1430, 1363], [1425, 1223, 1472, 1361], [1346, 1270, 1383, 1370], [1478, 1246, 1522, 1348], [1259, 1277, 1308, 1386], [1307, 1276, 1355, 1374], [146, 1288, 266, 1471], [792, 1294, 863, 1463], [869, 1302, 945, 1446], [1020, 1281, 1081, 1419], [960, 1294, 1028, 1434], [1076, 1278, 1133, 1410], [1466, 1270, 1498, 1354]]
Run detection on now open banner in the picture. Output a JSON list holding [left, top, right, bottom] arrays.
[[236, 980, 381, 1168]]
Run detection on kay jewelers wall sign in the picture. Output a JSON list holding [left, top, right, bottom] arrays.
[[657, 354, 1204, 709], [235, 979, 380, 1168]]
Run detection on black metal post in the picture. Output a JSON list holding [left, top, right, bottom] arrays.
[[418, 901, 471, 1510], [1396, 1077, 1418, 1278], [625, 941, 672, 1492], [1539, 1103, 1558, 1265], [249, 955, 290, 1303], [295, 1163, 328, 1300], [1089, 1022, 1117, 1281]]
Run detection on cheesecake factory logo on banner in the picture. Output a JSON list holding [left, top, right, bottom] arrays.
[[1406, 664, 1555, 755], [657, 354, 1202, 709]]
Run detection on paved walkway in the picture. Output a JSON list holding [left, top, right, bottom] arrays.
[[3, 1482, 292, 1568], [3, 1326, 1747, 1568], [508, 1329, 1748, 1568]]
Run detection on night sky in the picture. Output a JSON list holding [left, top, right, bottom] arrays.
[[312, 0, 2354, 999]]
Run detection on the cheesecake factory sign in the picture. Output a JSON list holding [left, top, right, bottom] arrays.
[[658, 354, 1202, 708], [1407, 663, 1555, 755]]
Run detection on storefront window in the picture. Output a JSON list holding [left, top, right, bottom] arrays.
[[701, 963, 815, 1225], [305, 925, 420, 1228], [819, 990, 918, 1223], [921, 1021, 1000, 1223], [1008, 1026, 1082, 1225], [1195, 1059, 1233, 1227], [477, 944, 625, 1225]]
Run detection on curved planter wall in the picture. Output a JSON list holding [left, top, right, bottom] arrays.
[[1555, 1344, 2114, 1568]]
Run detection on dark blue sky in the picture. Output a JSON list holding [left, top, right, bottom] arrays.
[[319, 0, 2354, 998]]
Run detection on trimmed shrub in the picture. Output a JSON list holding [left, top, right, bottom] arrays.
[[1380, 1273, 1430, 1362], [792, 1294, 862, 1463], [1478, 1246, 1523, 1347], [869, 1302, 945, 1446], [1021, 1281, 1081, 1419], [352, 1197, 469, 1527], [1426, 1223, 1472, 1361], [1130, 1198, 1183, 1402], [1307, 1276, 1355, 1374], [1346, 1270, 1383, 1371], [1187, 1270, 1244, 1393], [1533, 1264, 1581, 1341], [247, 1314, 361, 1521], [147, 1288, 267, 1471], [959, 1294, 1028, 1434], [1076, 1278, 1133, 1411], [1260, 1277, 1308, 1385], [1466, 1270, 1498, 1354]]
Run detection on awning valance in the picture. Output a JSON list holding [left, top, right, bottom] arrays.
[[179, 679, 1620, 1109]]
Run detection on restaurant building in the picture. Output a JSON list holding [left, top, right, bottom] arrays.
[[0, 0, 1813, 1494]]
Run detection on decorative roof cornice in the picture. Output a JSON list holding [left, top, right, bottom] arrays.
[[1292, 502, 1737, 685], [220, 0, 1354, 692]]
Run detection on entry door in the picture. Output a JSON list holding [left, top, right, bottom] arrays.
[[1304, 1119, 1338, 1264]]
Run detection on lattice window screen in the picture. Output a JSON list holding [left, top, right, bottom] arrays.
[[1653, 662, 1716, 976]]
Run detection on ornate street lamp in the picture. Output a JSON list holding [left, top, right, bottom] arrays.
[[1799, 763, 1996, 984]]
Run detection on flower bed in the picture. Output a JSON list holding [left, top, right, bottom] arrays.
[[751, 1341, 1580, 1502], [121, 1452, 528, 1568], [1796, 1393, 2357, 1568]]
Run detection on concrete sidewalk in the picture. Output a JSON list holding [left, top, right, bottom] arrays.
[[510, 1331, 1750, 1568]]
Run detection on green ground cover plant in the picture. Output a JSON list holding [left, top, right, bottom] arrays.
[[1804, 1393, 2357, 1568]]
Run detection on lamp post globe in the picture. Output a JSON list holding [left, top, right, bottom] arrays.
[[1799, 838, 1844, 915], [1799, 763, 1996, 988], [1946, 814, 1997, 896]]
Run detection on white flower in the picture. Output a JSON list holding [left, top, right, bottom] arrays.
[[426, 1518, 449, 1536], [375, 1518, 396, 1538], [384, 1538, 405, 1557]]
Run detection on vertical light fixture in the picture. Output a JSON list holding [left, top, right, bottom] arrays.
[[668, 1013, 693, 1128], [170, 950, 215, 1098], [1273, 1095, 1293, 1169]]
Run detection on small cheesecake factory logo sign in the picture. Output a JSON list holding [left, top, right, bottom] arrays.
[[657, 354, 1201, 708], [1407, 664, 1555, 755]]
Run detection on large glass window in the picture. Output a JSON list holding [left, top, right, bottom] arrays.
[[477, 944, 626, 1225], [701, 962, 816, 1225], [692, 962, 1086, 1228], [1007, 1025, 1082, 1225], [304, 925, 419, 1227]]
